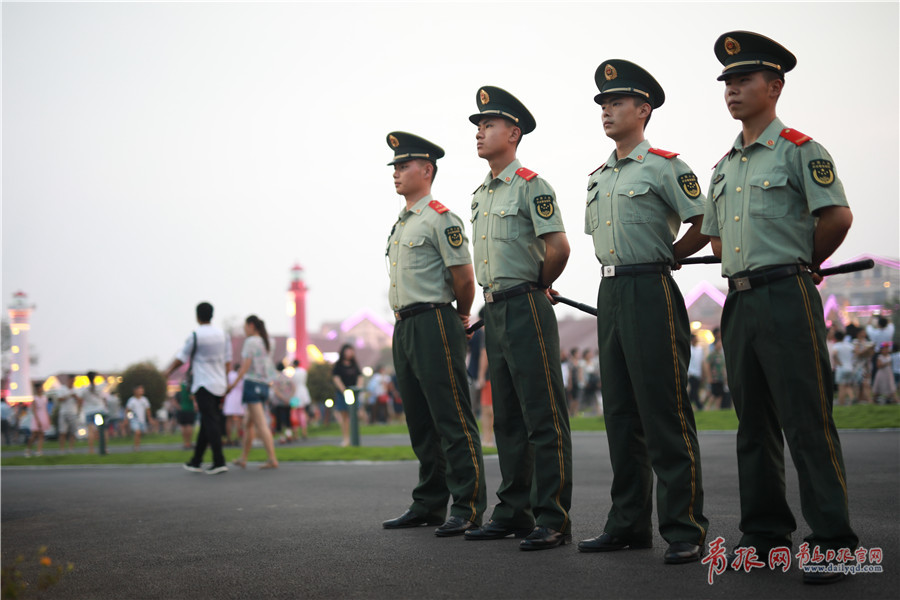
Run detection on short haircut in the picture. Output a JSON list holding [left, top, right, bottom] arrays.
[[632, 96, 652, 129], [196, 302, 214, 322]]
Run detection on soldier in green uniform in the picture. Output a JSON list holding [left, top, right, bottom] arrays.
[[576, 60, 709, 564], [461, 86, 573, 551], [703, 31, 857, 583], [380, 131, 487, 537]]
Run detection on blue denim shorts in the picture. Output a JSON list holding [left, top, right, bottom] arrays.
[[242, 381, 270, 404]]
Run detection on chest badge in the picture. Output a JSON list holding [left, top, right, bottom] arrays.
[[678, 173, 701, 198], [445, 226, 464, 248], [534, 195, 555, 219], [809, 159, 835, 187]]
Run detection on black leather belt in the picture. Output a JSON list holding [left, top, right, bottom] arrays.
[[483, 282, 539, 303], [394, 302, 449, 321], [601, 263, 671, 277], [728, 264, 806, 292]]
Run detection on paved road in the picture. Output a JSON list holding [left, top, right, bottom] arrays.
[[2, 430, 898, 599]]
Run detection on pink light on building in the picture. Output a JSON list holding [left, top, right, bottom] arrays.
[[288, 264, 310, 369], [6, 291, 35, 404]]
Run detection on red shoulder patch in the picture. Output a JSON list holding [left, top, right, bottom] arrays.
[[712, 151, 729, 169], [648, 148, 679, 159], [780, 128, 812, 146], [515, 167, 538, 181], [428, 200, 449, 214], [589, 163, 605, 176]]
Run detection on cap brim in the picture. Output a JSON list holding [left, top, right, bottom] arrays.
[[716, 64, 783, 81]]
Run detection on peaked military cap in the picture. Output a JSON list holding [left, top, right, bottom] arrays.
[[385, 131, 444, 166], [593, 59, 665, 109], [714, 31, 796, 81], [468, 86, 536, 134]]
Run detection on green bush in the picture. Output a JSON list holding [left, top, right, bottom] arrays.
[[117, 362, 166, 413]]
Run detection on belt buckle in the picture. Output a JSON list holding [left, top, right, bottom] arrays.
[[602, 265, 616, 277], [394, 311, 402, 321], [484, 291, 494, 303], [733, 277, 752, 292]]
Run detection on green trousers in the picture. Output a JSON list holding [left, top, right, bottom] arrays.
[[597, 273, 708, 544], [392, 305, 486, 523], [722, 271, 857, 553], [484, 289, 572, 533]]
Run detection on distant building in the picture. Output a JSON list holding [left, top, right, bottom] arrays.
[[819, 255, 899, 326]]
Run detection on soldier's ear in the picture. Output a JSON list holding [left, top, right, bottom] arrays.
[[768, 77, 783, 100]]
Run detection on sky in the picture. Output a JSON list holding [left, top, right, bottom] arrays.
[[2, 1, 898, 378]]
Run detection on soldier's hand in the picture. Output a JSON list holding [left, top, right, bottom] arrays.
[[458, 312, 470, 330], [545, 288, 560, 304]]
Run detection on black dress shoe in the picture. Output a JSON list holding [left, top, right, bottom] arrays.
[[578, 532, 653, 553], [464, 520, 533, 540], [382, 510, 444, 529], [434, 516, 477, 537], [664, 541, 701, 564], [519, 526, 572, 551]]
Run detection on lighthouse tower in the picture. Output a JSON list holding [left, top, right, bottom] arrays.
[[7, 291, 35, 404], [287, 264, 310, 368]]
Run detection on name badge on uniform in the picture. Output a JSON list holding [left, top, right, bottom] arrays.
[[445, 226, 464, 248]]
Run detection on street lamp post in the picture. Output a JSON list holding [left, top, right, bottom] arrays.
[[344, 388, 360, 447]]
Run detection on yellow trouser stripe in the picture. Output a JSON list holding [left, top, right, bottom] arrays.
[[435, 309, 480, 520], [525, 292, 568, 530], [796, 276, 847, 499], [661, 275, 704, 537]]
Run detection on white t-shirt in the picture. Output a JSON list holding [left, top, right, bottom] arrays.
[[126, 396, 151, 425], [175, 323, 232, 397], [688, 344, 705, 378], [242, 335, 274, 384], [833, 337, 855, 370], [80, 385, 108, 414], [56, 387, 80, 416], [291, 367, 311, 407]]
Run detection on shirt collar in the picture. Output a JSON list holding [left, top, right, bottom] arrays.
[[600, 139, 651, 170], [733, 117, 785, 153], [484, 158, 523, 186], [398, 193, 433, 219]]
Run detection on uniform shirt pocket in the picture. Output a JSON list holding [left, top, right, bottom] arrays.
[[585, 191, 601, 233], [749, 171, 790, 219], [401, 236, 429, 269], [712, 180, 727, 229], [491, 205, 520, 241], [616, 182, 652, 224]]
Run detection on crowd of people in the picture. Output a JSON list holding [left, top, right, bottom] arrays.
[[829, 316, 898, 406]]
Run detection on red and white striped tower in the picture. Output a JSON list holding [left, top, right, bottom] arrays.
[[7, 291, 35, 404], [287, 264, 309, 368]]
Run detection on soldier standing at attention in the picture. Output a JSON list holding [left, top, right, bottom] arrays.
[[576, 60, 709, 564], [703, 31, 857, 584], [461, 86, 573, 551], [380, 132, 487, 537]]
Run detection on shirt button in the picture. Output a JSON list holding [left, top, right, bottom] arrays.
[[409, 242, 413, 246], [400, 222, 405, 226], [606, 221, 611, 226], [484, 259, 488, 264], [741, 156, 748, 162], [392, 284, 396, 287], [488, 283, 493, 288], [734, 216, 740, 222], [606, 193, 610, 197], [489, 189, 493, 194], [609, 249, 615, 254], [628, 190, 634, 196], [481, 235, 486, 239], [736, 186, 742, 192], [500, 210, 505, 215], [763, 181, 770, 187], [483, 211, 488, 216], [394, 241, 398, 245], [735, 247, 741, 253], [392, 261, 397, 266]]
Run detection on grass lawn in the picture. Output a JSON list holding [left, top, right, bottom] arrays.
[[2, 404, 895, 467]]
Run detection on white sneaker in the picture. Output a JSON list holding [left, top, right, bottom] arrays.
[[183, 463, 203, 473], [205, 465, 228, 475]]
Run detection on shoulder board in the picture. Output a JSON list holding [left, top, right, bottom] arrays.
[[780, 127, 812, 146], [589, 163, 605, 176], [648, 148, 679, 159], [472, 184, 482, 195], [428, 200, 449, 214], [712, 151, 729, 169], [515, 167, 538, 181]]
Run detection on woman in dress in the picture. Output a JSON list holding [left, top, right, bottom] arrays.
[[25, 382, 50, 457], [227, 315, 279, 469], [872, 343, 897, 404], [332, 344, 363, 447]]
